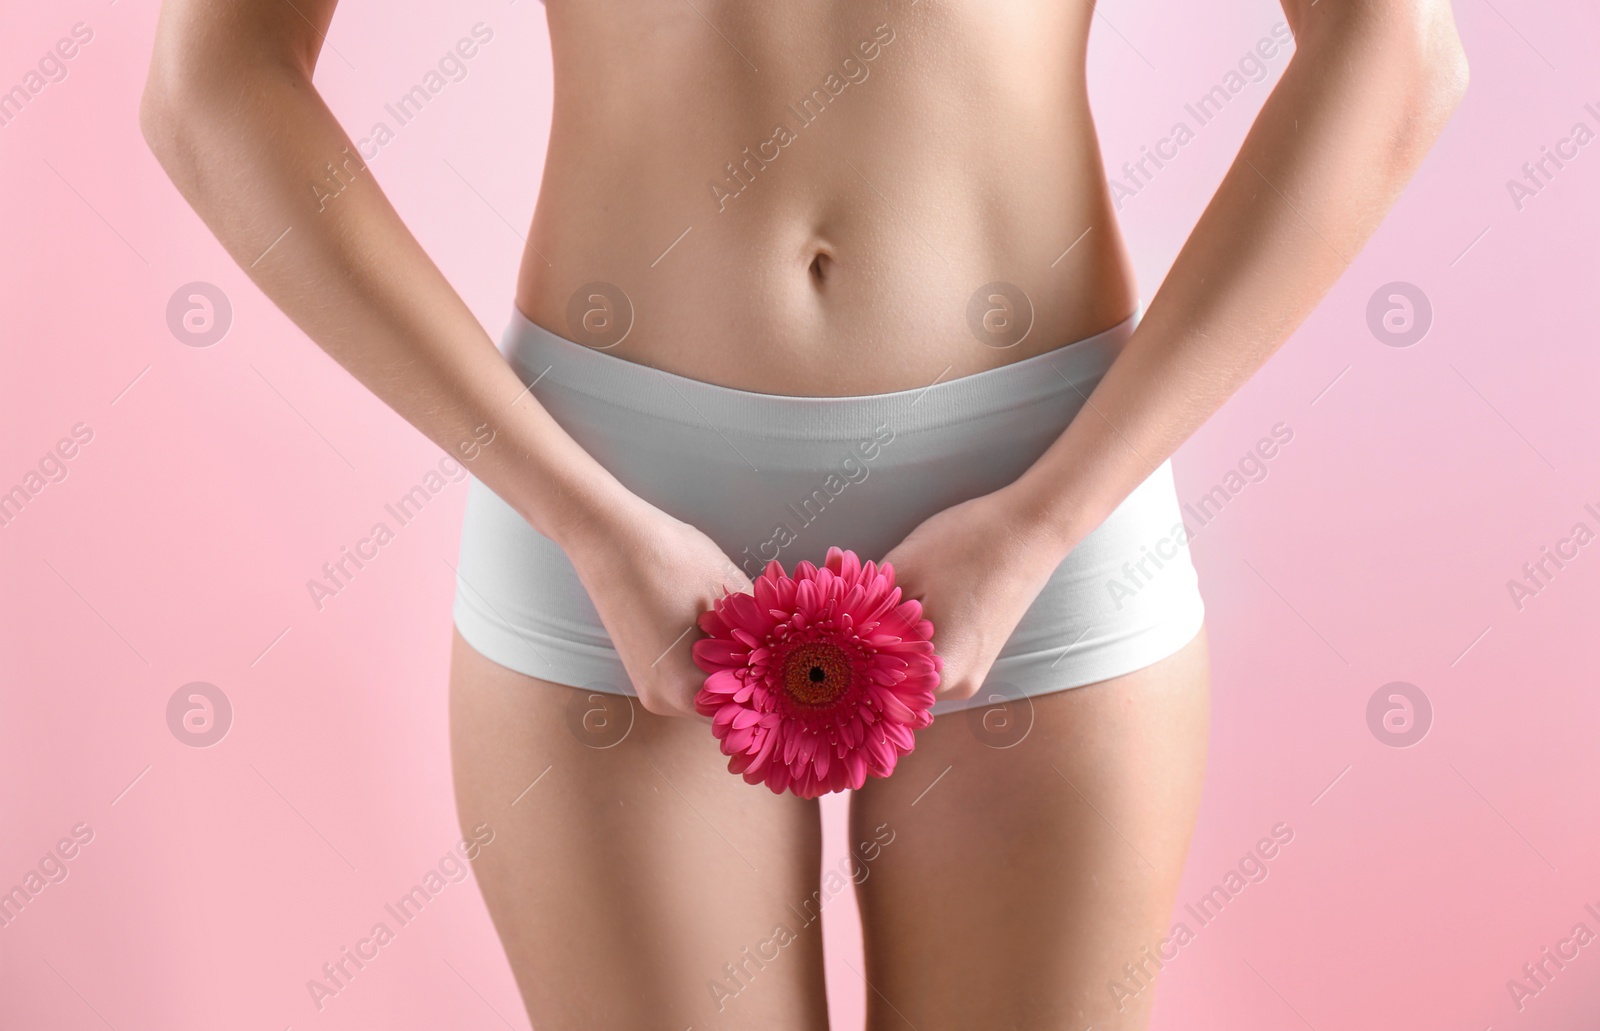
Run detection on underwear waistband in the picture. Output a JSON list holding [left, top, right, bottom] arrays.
[[498, 305, 1138, 442]]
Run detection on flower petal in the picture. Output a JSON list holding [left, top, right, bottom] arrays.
[[698, 547, 940, 798]]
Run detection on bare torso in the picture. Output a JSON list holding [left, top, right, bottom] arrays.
[[516, 0, 1136, 396], [138, 0, 1468, 1025]]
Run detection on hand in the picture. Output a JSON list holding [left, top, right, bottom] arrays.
[[560, 489, 752, 719], [879, 488, 1073, 704]]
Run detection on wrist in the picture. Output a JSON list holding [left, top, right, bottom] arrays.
[[546, 477, 649, 557], [501, 453, 645, 556], [991, 473, 1089, 563]]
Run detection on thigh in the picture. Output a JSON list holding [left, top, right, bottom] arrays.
[[449, 629, 830, 1031], [849, 627, 1211, 1031]]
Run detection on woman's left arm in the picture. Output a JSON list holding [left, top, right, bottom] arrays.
[[887, 0, 1468, 702]]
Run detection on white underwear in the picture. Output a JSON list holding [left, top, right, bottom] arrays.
[[452, 306, 1205, 716]]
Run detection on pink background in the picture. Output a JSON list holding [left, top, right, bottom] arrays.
[[3, 0, 1598, 1028]]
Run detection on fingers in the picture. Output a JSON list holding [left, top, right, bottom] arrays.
[[929, 650, 998, 705], [933, 678, 981, 704], [719, 559, 753, 596], [629, 662, 713, 722], [635, 693, 695, 720]]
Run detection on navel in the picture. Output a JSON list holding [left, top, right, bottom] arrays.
[[808, 249, 833, 285]]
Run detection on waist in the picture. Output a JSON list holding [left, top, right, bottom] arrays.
[[498, 306, 1137, 562], [500, 304, 1136, 440], [515, 3, 1134, 394], [517, 155, 1135, 395]]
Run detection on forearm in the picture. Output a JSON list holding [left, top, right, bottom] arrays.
[[140, 21, 625, 549], [1004, 2, 1468, 557]]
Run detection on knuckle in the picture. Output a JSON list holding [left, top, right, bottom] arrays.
[[941, 674, 981, 701], [634, 687, 670, 717]]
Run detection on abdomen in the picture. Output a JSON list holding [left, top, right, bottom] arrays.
[[518, 0, 1136, 395]]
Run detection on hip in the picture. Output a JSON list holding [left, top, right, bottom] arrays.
[[453, 306, 1206, 713], [490, 304, 1147, 572]]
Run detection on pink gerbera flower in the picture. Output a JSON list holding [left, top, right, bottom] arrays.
[[692, 546, 942, 799]]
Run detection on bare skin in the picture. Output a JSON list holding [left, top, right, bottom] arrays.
[[143, 0, 1465, 1027], [449, 627, 831, 1030], [850, 629, 1211, 1030], [451, 624, 1208, 1030]]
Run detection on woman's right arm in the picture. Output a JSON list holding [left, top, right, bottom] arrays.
[[142, 0, 744, 717]]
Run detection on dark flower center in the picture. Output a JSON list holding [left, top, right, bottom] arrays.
[[782, 641, 852, 707]]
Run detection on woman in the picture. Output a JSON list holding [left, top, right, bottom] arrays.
[[141, 1, 1466, 1027]]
